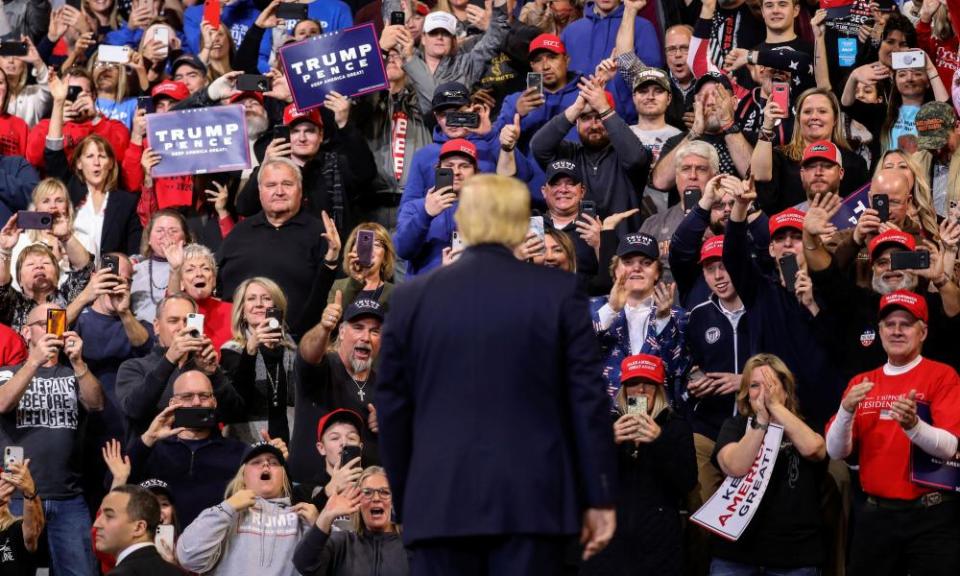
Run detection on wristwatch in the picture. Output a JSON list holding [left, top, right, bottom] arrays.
[[750, 418, 769, 430]]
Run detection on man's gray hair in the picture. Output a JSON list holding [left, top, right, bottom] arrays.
[[258, 157, 303, 189], [674, 140, 720, 175]]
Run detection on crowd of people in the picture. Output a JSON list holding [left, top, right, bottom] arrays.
[[0, 0, 957, 574]]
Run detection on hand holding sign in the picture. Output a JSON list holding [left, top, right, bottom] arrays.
[[324, 91, 351, 128], [280, 24, 389, 112]]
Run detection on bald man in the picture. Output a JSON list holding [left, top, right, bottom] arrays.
[[126, 370, 286, 528]]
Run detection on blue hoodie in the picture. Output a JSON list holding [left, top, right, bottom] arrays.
[[400, 126, 499, 207], [183, 0, 272, 73], [560, 2, 662, 123]]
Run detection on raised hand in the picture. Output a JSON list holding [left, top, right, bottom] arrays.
[[804, 193, 841, 237], [841, 379, 874, 413], [320, 290, 343, 332]]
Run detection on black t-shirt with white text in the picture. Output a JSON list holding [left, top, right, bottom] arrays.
[[0, 364, 87, 498], [0, 520, 38, 576]]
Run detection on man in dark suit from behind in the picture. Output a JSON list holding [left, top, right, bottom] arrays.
[[376, 174, 618, 576], [92, 485, 180, 575]]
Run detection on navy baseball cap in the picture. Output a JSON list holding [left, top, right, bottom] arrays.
[[344, 298, 384, 322], [617, 233, 659, 259], [545, 159, 581, 184], [694, 71, 733, 95], [172, 54, 207, 77], [432, 82, 470, 113], [241, 441, 286, 467]]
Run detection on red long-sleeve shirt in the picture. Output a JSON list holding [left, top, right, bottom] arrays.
[[26, 116, 130, 171]]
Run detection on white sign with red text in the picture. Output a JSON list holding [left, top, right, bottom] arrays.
[[690, 421, 784, 541]]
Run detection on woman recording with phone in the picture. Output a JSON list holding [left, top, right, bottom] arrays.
[[222, 277, 299, 445], [709, 353, 827, 576], [327, 224, 396, 311], [581, 353, 696, 576], [165, 243, 232, 351]]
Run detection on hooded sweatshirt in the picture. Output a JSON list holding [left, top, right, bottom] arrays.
[[177, 496, 312, 576], [560, 2, 663, 123]]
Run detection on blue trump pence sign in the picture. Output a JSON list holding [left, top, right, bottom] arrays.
[[145, 104, 251, 178], [279, 23, 388, 112]]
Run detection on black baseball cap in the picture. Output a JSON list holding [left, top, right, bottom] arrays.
[[432, 82, 470, 113], [172, 54, 207, 77], [241, 441, 286, 467], [344, 298, 384, 322], [617, 233, 659, 259], [693, 71, 733, 95], [545, 159, 581, 184]]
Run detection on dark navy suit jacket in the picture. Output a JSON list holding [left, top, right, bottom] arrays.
[[376, 243, 617, 544]]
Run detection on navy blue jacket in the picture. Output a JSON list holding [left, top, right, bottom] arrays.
[[126, 433, 246, 529], [684, 296, 752, 439], [376, 244, 616, 544], [669, 205, 772, 309], [0, 156, 36, 225], [723, 220, 844, 430]]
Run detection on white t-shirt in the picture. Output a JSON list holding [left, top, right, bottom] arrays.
[[74, 192, 109, 261], [631, 125, 683, 166]]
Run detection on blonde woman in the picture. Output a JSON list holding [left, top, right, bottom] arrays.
[[327, 223, 396, 311], [222, 277, 299, 444], [10, 178, 93, 293], [88, 51, 143, 130], [752, 87, 870, 213], [176, 443, 317, 575], [0, 36, 49, 129], [292, 466, 407, 576], [0, 458, 43, 572], [710, 354, 826, 576], [874, 149, 939, 240], [583, 354, 695, 575]]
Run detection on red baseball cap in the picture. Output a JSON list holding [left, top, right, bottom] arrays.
[[229, 90, 264, 105], [316, 408, 364, 442], [700, 235, 724, 263], [415, 1, 429, 15], [283, 103, 323, 128], [150, 80, 189, 102], [879, 290, 928, 322], [801, 140, 841, 166], [868, 229, 916, 261], [620, 354, 665, 385], [768, 208, 806, 236], [529, 33, 566, 56], [438, 138, 478, 164]]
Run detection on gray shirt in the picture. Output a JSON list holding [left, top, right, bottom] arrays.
[[131, 258, 170, 324]]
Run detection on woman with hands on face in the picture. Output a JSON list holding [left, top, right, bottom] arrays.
[[583, 353, 695, 576], [711, 354, 827, 576], [293, 466, 408, 576], [176, 442, 317, 576]]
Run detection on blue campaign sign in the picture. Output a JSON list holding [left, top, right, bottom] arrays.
[[795, 183, 869, 231], [145, 105, 251, 178], [279, 23, 388, 112], [830, 183, 870, 230], [911, 402, 960, 491]]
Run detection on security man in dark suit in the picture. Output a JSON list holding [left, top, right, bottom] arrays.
[[376, 174, 618, 576], [92, 485, 181, 576]]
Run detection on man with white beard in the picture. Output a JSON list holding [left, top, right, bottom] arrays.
[[287, 297, 384, 483], [227, 91, 270, 187], [802, 202, 960, 382]]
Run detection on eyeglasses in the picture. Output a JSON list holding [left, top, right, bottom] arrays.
[[360, 487, 392, 500], [172, 391, 214, 402], [665, 45, 689, 55]]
